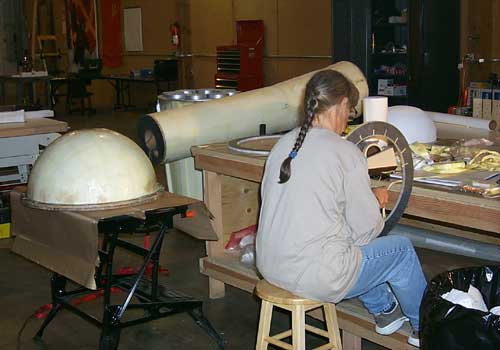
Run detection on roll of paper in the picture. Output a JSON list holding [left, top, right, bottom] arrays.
[[427, 111, 497, 131], [363, 96, 388, 123]]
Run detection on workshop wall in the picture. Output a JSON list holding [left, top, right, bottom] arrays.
[[460, 0, 500, 81], [89, 0, 332, 108], [188, 0, 332, 87], [90, 0, 181, 109], [20, 0, 499, 111]]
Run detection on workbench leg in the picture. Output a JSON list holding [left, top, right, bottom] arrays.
[[209, 278, 226, 299], [342, 330, 362, 350], [203, 171, 227, 299]]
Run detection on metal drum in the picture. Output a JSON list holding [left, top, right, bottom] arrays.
[[157, 89, 238, 200], [157, 89, 237, 112]]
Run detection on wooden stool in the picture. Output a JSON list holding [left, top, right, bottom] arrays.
[[255, 279, 342, 350]]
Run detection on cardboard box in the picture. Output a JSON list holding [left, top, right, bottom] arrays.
[[472, 87, 483, 118], [481, 89, 493, 120], [377, 79, 406, 96], [378, 79, 393, 95], [0, 223, 10, 239], [493, 89, 500, 129], [0, 206, 9, 239], [393, 85, 407, 96]]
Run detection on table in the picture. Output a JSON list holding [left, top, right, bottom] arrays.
[[0, 74, 53, 109], [104, 75, 177, 110], [0, 118, 68, 186], [49, 74, 177, 111], [190, 127, 500, 350]]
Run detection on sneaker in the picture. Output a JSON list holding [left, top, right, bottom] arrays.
[[408, 328, 420, 348], [374, 301, 409, 335]]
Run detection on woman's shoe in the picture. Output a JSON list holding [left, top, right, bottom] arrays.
[[374, 301, 409, 335]]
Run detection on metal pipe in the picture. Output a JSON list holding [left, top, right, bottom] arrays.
[[389, 224, 500, 262]]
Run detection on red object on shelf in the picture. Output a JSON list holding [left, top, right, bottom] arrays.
[[215, 20, 264, 91], [224, 224, 258, 250]]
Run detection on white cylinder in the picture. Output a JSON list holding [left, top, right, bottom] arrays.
[[158, 89, 237, 201], [427, 111, 497, 131], [138, 61, 369, 163], [363, 96, 388, 122]]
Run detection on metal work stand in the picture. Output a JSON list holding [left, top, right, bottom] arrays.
[[34, 208, 226, 350]]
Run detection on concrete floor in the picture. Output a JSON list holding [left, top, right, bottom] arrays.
[[0, 108, 494, 349]]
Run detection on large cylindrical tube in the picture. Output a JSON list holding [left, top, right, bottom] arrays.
[[389, 224, 500, 262], [138, 61, 368, 164], [427, 111, 497, 131], [156, 89, 237, 200]]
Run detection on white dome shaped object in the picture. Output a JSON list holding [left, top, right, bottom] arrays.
[[25, 128, 162, 210], [387, 105, 437, 144]]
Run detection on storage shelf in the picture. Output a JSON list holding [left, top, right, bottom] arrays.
[[374, 74, 408, 80], [373, 22, 408, 29], [372, 52, 407, 56], [383, 95, 409, 101]]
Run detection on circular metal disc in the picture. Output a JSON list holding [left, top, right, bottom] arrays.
[[346, 121, 413, 235], [227, 135, 281, 156]]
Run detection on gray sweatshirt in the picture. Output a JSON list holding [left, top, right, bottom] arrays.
[[256, 127, 384, 303]]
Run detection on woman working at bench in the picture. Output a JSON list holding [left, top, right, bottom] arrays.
[[256, 70, 426, 347]]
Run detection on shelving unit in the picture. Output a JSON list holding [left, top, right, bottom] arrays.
[[332, 0, 460, 112], [369, 0, 410, 105]]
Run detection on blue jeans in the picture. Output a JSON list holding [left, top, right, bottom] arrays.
[[344, 235, 427, 330]]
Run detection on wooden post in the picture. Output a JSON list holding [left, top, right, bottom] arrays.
[[31, 0, 38, 63], [342, 331, 362, 350], [203, 170, 226, 299]]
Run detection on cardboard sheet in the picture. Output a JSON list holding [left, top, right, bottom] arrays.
[[11, 188, 217, 290]]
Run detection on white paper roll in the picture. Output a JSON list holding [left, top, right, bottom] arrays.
[[427, 111, 497, 131], [363, 96, 388, 123]]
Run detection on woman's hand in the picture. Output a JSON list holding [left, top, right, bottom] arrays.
[[372, 187, 389, 208]]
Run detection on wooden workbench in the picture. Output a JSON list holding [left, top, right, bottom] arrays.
[[191, 129, 500, 350], [0, 118, 68, 138]]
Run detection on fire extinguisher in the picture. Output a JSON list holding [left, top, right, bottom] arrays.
[[170, 22, 180, 51]]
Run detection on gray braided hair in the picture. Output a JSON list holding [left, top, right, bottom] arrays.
[[279, 70, 359, 184]]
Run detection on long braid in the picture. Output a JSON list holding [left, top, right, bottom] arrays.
[[278, 95, 318, 183], [277, 69, 359, 184]]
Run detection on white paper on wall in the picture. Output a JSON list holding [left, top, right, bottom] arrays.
[[123, 7, 143, 52]]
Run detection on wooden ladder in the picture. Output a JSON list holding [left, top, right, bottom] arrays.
[[31, 0, 61, 72]]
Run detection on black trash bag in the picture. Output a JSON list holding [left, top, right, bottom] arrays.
[[421, 265, 500, 350]]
